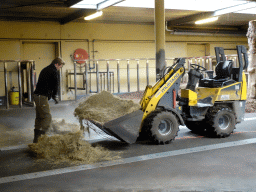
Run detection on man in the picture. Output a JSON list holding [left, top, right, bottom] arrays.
[[33, 57, 65, 143]]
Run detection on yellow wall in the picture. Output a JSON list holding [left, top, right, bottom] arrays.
[[0, 40, 21, 96], [0, 20, 248, 99]]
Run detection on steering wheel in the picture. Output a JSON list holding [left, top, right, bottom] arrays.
[[190, 64, 207, 72]]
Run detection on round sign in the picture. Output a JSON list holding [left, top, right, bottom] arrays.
[[73, 48, 88, 64]]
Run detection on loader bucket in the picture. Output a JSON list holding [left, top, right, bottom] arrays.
[[89, 109, 144, 144]]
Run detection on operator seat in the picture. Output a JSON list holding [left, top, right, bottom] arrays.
[[199, 60, 236, 88]]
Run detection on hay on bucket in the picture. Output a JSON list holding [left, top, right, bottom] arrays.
[[74, 90, 141, 125]]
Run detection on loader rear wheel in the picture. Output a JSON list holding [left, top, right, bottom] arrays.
[[207, 107, 236, 138], [144, 111, 179, 144]]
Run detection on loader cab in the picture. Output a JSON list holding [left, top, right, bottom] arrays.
[[184, 47, 237, 91], [179, 45, 248, 108], [199, 59, 235, 88], [198, 45, 248, 88]]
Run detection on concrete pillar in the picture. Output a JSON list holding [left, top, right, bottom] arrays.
[[155, 0, 165, 81], [247, 20, 256, 99]]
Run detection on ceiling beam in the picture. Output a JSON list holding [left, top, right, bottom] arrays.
[[0, 15, 58, 22], [59, 9, 96, 24], [167, 12, 214, 26], [65, 0, 83, 7]]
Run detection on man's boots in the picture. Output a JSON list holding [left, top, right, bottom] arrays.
[[33, 129, 45, 143]]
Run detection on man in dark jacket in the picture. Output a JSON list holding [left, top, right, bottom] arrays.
[[33, 57, 65, 143]]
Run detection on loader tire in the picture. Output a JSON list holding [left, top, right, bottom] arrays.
[[206, 107, 236, 138], [144, 110, 179, 145]]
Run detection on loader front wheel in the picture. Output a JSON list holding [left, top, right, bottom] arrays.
[[207, 108, 236, 138], [145, 111, 179, 144]]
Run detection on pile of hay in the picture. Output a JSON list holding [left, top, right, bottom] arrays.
[[28, 131, 120, 164], [29, 91, 139, 164], [74, 91, 141, 124]]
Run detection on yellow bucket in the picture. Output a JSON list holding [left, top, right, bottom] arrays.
[[9, 91, 19, 105]]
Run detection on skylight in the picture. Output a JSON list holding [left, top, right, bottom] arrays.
[[71, 0, 256, 15], [114, 0, 256, 14], [71, 0, 103, 9], [71, 0, 124, 10]]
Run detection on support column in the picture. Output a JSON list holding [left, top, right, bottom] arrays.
[[247, 20, 256, 99], [155, 0, 165, 81]]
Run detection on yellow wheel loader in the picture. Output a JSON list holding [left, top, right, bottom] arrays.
[[90, 45, 248, 144]]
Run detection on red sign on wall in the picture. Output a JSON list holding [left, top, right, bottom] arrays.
[[73, 48, 88, 64]]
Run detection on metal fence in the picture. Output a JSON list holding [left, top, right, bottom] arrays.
[[0, 60, 35, 109], [70, 54, 244, 100]]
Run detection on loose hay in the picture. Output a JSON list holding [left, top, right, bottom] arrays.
[[47, 118, 80, 135], [74, 90, 141, 124], [28, 131, 121, 164]]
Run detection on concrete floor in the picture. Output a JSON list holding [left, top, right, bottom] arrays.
[[1, 98, 256, 192]]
